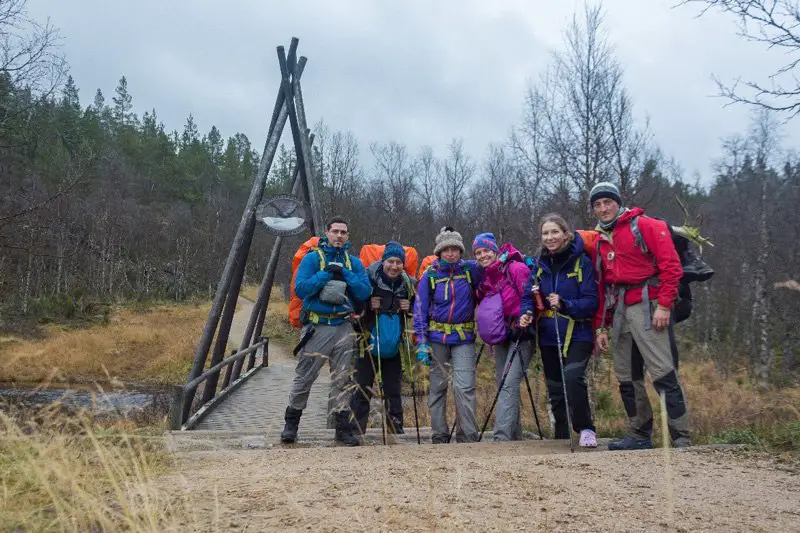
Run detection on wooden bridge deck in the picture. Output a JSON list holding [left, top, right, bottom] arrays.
[[193, 360, 332, 434]]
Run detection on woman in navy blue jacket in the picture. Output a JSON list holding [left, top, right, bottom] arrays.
[[520, 213, 599, 448]]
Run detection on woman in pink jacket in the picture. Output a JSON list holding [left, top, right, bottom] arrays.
[[473, 233, 534, 441]]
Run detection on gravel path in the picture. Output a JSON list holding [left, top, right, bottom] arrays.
[[167, 443, 800, 532]]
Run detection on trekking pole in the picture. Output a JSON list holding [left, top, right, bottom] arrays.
[[478, 338, 522, 442], [553, 302, 575, 453], [517, 312, 544, 440], [447, 342, 485, 443], [375, 318, 387, 445], [402, 314, 421, 445]]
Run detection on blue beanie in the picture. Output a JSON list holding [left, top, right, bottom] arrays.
[[382, 240, 405, 262], [589, 181, 622, 206], [472, 232, 499, 254]]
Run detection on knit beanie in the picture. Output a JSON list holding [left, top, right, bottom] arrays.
[[589, 181, 622, 206], [472, 232, 499, 254], [382, 240, 406, 263], [433, 226, 465, 256]]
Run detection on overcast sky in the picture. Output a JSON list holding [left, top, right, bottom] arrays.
[[27, 0, 800, 183]]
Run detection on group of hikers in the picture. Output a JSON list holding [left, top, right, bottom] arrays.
[[280, 181, 704, 450]]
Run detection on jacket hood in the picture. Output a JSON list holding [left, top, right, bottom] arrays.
[[483, 242, 525, 276], [318, 236, 351, 254], [498, 242, 524, 264], [595, 206, 645, 231]]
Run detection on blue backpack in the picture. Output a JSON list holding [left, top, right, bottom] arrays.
[[370, 313, 403, 359]]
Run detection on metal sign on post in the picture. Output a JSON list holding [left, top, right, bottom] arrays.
[[255, 194, 311, 236]]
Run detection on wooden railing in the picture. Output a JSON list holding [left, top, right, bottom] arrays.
[[168, 337, 269, 430]]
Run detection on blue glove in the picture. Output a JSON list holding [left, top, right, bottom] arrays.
[[416, 343, 431, 366]]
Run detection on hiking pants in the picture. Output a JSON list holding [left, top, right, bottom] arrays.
[[429, 343, 478, 443], [287, 322, 357, 416], [492, 340, 532, 441], [632, 320, 679, 372], [540, 341, 595, 437], [629, 320, 680, 438], [349, 353, 403, 434], [613, 302, 690, 441]]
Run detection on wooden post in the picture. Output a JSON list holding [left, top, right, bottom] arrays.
[[232, 134, 314, 381], [168, 385, 185, 430], [277, 49, 323, 237], [182, 38, 303, 424]]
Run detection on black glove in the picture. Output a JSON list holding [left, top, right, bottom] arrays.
[[325, 263, 344, 276]]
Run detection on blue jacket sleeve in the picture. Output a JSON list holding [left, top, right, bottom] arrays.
[[294, 251, 332, 299], [562, 256, 599, 319], [520, 270, 534, 317], [342, 256, 372, 302], [413, 271, 431, 345]]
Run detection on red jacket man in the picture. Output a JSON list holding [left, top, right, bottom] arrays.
[[593, 207, 683, 333], [589, 182, 691, 450]]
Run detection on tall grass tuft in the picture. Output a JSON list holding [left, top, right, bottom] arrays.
[[0, 404, 196, 532]]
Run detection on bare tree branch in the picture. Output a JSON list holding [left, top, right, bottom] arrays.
[[678, 0, 800, 117]]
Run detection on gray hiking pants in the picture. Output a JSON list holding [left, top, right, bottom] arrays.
[[287, 322, 357, 416], [613, 302, 690, 440], [429, 343, 478, 443], [492, 340, 532, 441]]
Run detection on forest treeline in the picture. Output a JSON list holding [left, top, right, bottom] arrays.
[[1, 2, 798, 386]]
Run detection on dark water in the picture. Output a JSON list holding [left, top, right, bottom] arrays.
[[0, 382, 172, 420]]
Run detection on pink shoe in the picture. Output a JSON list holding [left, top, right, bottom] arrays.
[[579, 429, 597, 448]]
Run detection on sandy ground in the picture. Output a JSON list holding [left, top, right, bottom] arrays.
[[167, 442, 800, 532], [174, 298, 800, 531]]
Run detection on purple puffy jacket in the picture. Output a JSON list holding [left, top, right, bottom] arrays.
[[475, 242, 530, 321], [413, 258, 480, 345]]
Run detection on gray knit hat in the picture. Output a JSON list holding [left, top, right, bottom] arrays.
[[589, 181, 622, 206], [433, 226, 465, 256]]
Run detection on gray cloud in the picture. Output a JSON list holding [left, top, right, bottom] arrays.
[[28, 0, 800, 181]]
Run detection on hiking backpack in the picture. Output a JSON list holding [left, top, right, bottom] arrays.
[[288, 237, 353, 328]]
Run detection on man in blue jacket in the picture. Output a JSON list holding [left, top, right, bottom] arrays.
[[281, 216, 371, 446]]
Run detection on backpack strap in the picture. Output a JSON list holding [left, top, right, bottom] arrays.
[[630, 215, 648, 255], [565, 256, 583, 283], [428, 266, 471, 300], [311, 246, 352, 270], [311, 247, 327, 270], [402, 272, 415, 299]]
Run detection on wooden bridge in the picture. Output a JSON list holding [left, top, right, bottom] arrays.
[[165, 37, 438, 446], [168, 296, 438, 448]]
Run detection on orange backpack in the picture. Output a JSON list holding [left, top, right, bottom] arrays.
[[288, 236, 320, 328], [576, 230, 599, 264], [417, 254, 436, 279], [358, 244, 419, 276]]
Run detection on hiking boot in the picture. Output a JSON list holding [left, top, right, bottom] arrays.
[[388, 418, 405, 435], [672, 437, 693, 448], [432, 435, 448, 444], [579, 429, 598, 448], [681, 247, 714, 283], [608, 435, 653, 451], [334, 413, 360, 447], [280, 407, 302, 444]]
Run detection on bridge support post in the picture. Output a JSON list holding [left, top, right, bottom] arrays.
[[168, 385, 185, 431]]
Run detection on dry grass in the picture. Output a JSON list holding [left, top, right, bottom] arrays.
[[393, 350, 800, 447], [238, 283, 261, 302], [0, 284, 295, 386], [0, 301, 211, 385], [0, 406, 199, 532]]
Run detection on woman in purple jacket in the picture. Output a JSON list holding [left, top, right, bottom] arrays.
[[473, 233, 534, 441], [520, 214, 599, 448], [414, 227, 480, 443]]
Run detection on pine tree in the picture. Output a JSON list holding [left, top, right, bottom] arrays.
[[112, 76, 135, 126]]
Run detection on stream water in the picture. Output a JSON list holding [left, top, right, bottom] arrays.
[[0, 381, 172, 421]]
